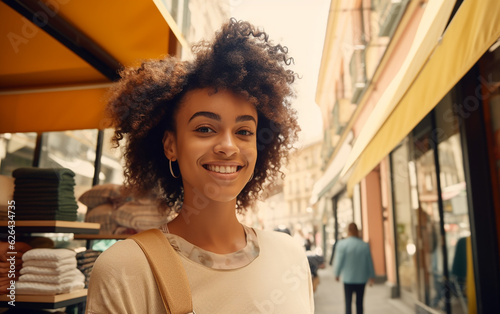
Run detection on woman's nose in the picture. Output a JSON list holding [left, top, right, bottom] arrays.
[[214, 132, 239, 156]]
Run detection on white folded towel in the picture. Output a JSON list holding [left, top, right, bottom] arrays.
[[18, 268, 84, 284], [22, 248, 76, 262], [15, 280, 85, 295], [23, 257, 77, 269], [20, 264, 77, 276]]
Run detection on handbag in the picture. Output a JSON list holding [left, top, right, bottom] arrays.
[[130, 229, 195, 314]]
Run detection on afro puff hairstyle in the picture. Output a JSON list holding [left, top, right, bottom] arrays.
[[106, 18, 300, 214]]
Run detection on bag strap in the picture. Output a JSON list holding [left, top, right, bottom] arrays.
[[130, 229, 194, 314]]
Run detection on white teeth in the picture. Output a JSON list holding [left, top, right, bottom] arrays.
[[207, 165, 237, 174]]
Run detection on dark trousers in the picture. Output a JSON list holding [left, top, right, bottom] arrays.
[[344, 283, 366, 314]]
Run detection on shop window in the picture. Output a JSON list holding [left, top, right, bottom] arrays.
[[390, 138, 418, 296], [100, 128, 125, 185], [409, 115, 446, 309], [424, 173, 433, 191], [434, 95, 471, 314], [0, 132, 37, 175], [481, 45, 500, 207], [390, 90, 473, 313]]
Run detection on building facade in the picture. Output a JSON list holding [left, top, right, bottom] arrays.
[[256, 141, 324, 243], [313, 0, 500, 313]]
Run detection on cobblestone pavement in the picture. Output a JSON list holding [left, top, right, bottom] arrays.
[[313, 267, 414, 314]]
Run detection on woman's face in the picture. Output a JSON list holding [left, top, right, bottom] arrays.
[[163, 88, 258, 205]]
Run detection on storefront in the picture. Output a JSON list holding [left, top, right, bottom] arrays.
[[329, 0, 500, 311], [389, 89, 476, 313], [319, 0, 500, 312]]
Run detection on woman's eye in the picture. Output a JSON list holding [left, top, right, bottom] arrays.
[[196, 127, 214, 133], [237, 130, 254, 136]]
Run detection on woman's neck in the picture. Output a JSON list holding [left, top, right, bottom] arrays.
[[167, 198, 246, 254]]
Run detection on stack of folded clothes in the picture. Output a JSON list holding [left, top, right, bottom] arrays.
[[0, 241, 32, 294], [76, 249, 102, 288], [16, 248, 85, 295], [12, 167, 78, 221], [80, 184, 172, 234]]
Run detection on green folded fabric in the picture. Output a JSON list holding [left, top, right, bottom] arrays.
[[16, 205, 78, 212], [14, 180, 75, 191], [14, 178, 76, 187], [12, 167, 75, 181], [14, 186, 75, 193], [16, 203, 78, 211], [16, 213, 78, 221], [14, 194, 77, 202]]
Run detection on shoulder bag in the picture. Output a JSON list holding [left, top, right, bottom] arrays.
[[130, 229, 195, 314]]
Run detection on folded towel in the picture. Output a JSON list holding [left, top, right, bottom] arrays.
[[0, 277, 13, 285], [76, 250, 102, 260], [77, 256, 100, 266], [23, 248, 76, 262], [85, 203, 117, 234], [23, 258, 77, 269], [0, 269, 20, 277], [77, 262, 95, 276], [112, 199, 168, 231], [18, 268, 84, 284], [12, 167, 76, 181], [0, 259, 22, 267], [20, 264, 77, 276], [15, 280, 84, 295]]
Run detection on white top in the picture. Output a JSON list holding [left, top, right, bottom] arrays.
[[86, 226, 314, 313]]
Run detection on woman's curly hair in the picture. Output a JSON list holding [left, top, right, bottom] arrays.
[[106, 18, 300, 214]]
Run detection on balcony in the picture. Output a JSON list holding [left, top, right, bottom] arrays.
[[349, 47, 367, 104], [376, 0, 409, 37]]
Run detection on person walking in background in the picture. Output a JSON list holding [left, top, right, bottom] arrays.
[[333, 222, 375, 314]]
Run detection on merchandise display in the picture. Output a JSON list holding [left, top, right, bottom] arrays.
[[76, 250, 102, 288], [17, 248, 84, 295], [12, 168, 79, 221], [80, 184, 170, 234]]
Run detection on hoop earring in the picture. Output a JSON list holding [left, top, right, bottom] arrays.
[[169, 159, 180, 179]]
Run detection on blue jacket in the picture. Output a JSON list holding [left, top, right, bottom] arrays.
[[333, 236, 375, 284]]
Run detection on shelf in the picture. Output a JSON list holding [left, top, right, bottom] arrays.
[[74, 234, 131, 240], [0, 289, 87, 309], [0, 221, 100, 234]]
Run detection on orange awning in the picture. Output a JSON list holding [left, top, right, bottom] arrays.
[[0, 0, 187, 133]]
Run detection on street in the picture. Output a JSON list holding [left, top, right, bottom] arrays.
[[314, 267, 414, 313]]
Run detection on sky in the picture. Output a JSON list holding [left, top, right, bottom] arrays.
[[230, 0, 331, 147]]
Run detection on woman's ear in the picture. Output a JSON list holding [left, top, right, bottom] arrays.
[[162, 131, 177, 161]]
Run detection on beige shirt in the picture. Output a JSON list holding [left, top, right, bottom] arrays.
[[86, 227, 314, 313]]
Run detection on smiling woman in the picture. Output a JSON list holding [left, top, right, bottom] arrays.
[[86, 18, 314, 313]]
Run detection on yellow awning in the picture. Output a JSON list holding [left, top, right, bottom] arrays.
[[0, 0, 186, 133], [342, 0, 500, 194]]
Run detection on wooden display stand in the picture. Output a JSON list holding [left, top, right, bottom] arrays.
[[0, 220, 100, 234], [0, 221, 100, 313], [0, 289, 87, 309]]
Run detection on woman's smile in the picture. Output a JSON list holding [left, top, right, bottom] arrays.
[[203, 164, 243, 174]]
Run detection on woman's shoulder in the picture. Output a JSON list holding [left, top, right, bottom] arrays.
[[93, 239, 147, 271], [254, 228, 304, 254]]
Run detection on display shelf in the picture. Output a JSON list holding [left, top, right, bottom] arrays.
[[0, 289, 87, 309], [74, 234, 130, 240], [0, 220, 100, 234]]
